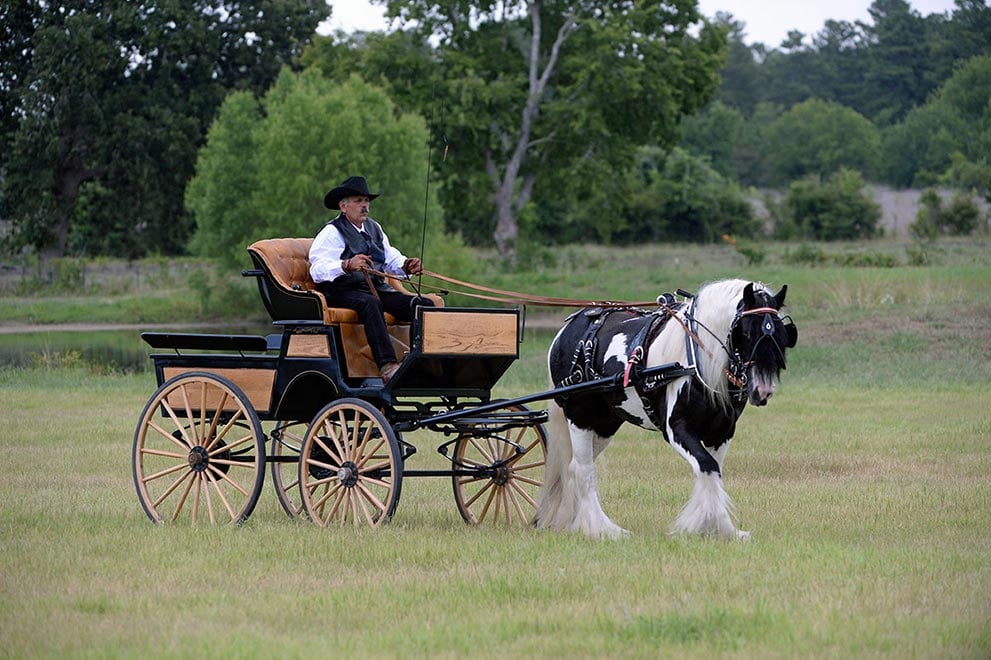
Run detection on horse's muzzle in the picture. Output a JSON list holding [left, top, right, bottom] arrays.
[[749, 374, 776, 406]]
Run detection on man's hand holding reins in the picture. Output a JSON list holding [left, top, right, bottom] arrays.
[[343, 254, 373, 273]]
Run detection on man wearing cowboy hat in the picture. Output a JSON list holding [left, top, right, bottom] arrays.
[[309, 175, 435, 384]]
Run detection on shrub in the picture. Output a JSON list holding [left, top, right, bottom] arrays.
[[833, 251, 898, 268], [783, 244, 828, 265], [783, 169, 881, 240], [911, 188, 983, 238], [721, 234, 766, 266]]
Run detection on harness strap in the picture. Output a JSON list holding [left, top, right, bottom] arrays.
[[377, 268, 661, 308]]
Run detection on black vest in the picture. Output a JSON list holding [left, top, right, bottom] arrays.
[[330, 215, 395, 292]]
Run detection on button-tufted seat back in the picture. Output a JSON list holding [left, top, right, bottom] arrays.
[[246, 238, 443, 378]]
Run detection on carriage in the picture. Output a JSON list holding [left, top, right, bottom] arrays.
[[132, 238, 554, 527], [133, 238, 796, 536]]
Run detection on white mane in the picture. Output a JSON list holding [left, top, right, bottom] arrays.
[[650, 279, 765, 402]]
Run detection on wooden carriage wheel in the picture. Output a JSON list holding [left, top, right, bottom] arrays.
[[132, 372, 266, 525], [269, 421, 307, 518], [298, 398, 403, 528], [452, 404, 546, 526]]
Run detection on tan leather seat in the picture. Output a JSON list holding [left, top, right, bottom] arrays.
[[247, 238, 443, 377]]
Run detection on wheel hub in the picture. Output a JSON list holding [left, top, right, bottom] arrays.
[[492, 465, 510, 486], [337, 461, 359, 488], [187, 446, 210, 472]]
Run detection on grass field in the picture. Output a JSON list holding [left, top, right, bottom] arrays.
[[1, 238, 989, 657]]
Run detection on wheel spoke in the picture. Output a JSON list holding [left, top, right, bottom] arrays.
[[315, 433, 344, 465], [467, 436, 495, 464], [150, 467, 193, 508], [461, 478, 493, 508], [322, 419, 347, 464], [509, 478, 539, 508], [354, 486, 377, 526], [208, 456, 257, 470], [202, 472, 216, 523], [206, 410, 244, 452], [146, 419, 191, 452], [161, 398, 194, 448], [191, 473, 202, 524], [144, 460, 191, 487], [202, 392, 230, 449], [312, 480, 344, 515], [512, 473, 543, 488], [170, 470, 197, 522], [207, 471, 238, 521], [506, 481, 529, 522], [206, 463, 250, 498], [140, 447, 187, 459], [355, 481, 387, 514]]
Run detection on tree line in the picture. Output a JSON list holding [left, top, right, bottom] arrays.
[[2, 1, 989, 267]]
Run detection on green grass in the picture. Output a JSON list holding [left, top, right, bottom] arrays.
[[1, 237, 990, 657]]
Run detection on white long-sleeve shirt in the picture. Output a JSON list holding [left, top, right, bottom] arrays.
[[308, 217, 408, 284]]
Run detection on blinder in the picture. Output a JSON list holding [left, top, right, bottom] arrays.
[[733, 305, 798, 370]]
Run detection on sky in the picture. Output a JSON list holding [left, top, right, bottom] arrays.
[[320, 0, 960, 47]]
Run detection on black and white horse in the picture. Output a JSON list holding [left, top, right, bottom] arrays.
[[535, 279, 798, 540]]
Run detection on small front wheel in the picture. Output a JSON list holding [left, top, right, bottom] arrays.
[[299, 398, 403, 527], [452, 404, 546, 526], [132, 372, 266, 524]]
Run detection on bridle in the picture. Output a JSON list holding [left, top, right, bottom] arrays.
[[684, 300, 794, 401], [732, 305, 794, 373]]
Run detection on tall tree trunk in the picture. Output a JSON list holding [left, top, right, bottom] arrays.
[[489, 0, 576, 260], [46, 141, 101, 258]]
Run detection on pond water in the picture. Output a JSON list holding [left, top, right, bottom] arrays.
[[0, 323, 275, 372]]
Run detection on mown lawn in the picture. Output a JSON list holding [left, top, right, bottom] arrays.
[[1, 238, 989, 657]]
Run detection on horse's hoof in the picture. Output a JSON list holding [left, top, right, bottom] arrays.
[[736, 529, 751, 541]]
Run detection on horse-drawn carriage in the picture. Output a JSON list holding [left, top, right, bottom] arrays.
[[133, 238, 797, 538], [132, 238, 551, 527]]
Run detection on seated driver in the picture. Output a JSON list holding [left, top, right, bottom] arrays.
[[308, 176, 435, 384]]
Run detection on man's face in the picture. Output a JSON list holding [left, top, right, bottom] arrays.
[[340, 195, 370, 226]]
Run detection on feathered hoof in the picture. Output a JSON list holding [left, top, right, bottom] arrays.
[[574, 518, 631, 540]]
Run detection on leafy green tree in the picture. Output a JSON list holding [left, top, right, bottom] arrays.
[[615, 147, 759, 244], [730, 102, 783, 187], [187, 70, 463, 272], [764, 99, 880, 185], [712, 14, 763, 116], [679, 101, 745, 180], [328, 0, 728, 259], [808, 20, 869, 111], [859, 0, 931, 124], [783, 169, 881, 240], [880, 55, 991, 190], [1, 1, 328, 258]]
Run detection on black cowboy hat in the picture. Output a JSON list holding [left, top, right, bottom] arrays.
[[324, 176, 380, 210]]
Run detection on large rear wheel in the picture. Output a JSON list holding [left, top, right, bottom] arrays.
[[132, 372, 266, 524], [299, 398, 403, 527]]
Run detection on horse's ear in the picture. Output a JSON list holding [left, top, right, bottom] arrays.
[[743, 282, 756, 308], [774, 284, 788, 308]]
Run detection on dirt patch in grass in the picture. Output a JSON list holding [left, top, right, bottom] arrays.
[[797, 304, 991, 358]]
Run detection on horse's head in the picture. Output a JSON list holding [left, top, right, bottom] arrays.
[[731, 283, 798, 406]]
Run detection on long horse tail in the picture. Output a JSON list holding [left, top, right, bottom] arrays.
[[534, 398, 575, 530]]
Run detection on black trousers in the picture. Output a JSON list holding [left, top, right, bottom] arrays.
[[316, 283, 435, 367]]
